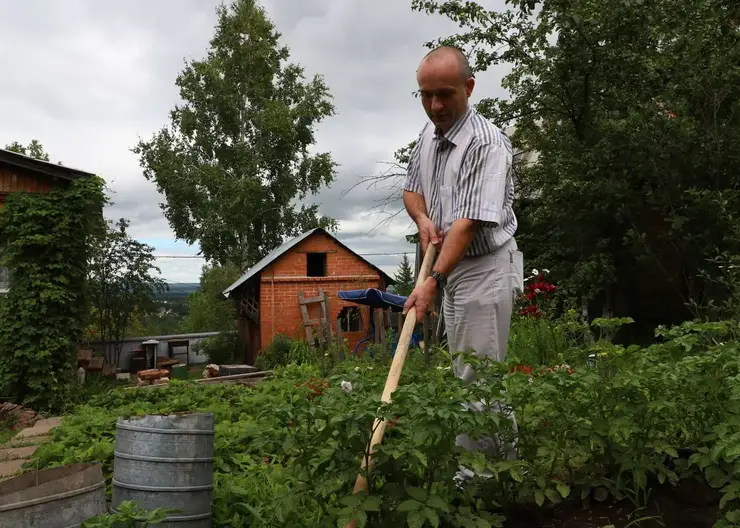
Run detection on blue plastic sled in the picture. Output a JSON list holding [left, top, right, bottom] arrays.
[[336, 288, 422, 356], [337, 288, 408, 312]]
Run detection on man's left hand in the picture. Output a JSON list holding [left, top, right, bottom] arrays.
[[402, 277, 438, 324]]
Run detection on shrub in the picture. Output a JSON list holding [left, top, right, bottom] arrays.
[[193, 332, 239, 365]]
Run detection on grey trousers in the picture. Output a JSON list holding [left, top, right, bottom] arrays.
[[442, 237, 521, 473]]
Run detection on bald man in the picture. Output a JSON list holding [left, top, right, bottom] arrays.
[[402, 46, 523, 477]]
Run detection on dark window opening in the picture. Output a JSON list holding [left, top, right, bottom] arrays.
[[338, 306, 362, 333], [307, 252, 327, 277]]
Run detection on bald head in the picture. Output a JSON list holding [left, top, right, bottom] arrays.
[[416, 46, 475, 133], [418, 46, 472, 83]]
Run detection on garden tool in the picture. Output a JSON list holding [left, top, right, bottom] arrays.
[[343, 243, 437, 528]]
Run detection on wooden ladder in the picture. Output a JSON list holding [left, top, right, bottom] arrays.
[[298, 289, 334, 349]]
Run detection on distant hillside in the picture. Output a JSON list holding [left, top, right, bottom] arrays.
[[157, 282, 200, 299]]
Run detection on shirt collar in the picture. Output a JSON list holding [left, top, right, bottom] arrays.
[[433, 106, 474, 146]]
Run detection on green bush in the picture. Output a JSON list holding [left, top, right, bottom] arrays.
[[193, 332, 239, 365]]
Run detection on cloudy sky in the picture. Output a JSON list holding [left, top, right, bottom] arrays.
[[0, 0, 509, 284]]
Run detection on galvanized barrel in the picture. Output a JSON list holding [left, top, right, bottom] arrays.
[[112, 412, 214, 527], [0, 463, 107, 527]]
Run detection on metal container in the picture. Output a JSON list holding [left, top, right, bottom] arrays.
[[112, 412, 214, 527], [0, 463, 107, 527]]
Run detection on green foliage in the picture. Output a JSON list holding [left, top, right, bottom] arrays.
[[193, 331, 239, 365], [82, 500, 175, 527], [413, 0, 740, 332], [5, 139, 50, 161], [87, 218, 166, 365], [133, 0, 339, 269], [393, 253, 415, 296], [180, 263, 240, 334], [0, 175, 106, 412]]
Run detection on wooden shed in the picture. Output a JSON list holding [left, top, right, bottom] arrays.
[[223, 228, 395, 364]]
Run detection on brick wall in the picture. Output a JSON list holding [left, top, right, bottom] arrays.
[[260, 231, 386, 353]]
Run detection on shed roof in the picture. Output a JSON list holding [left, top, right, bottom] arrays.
[[223, 227, 395, 297], [0, 148, 97, 181]]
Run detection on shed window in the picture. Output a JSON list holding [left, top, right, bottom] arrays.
[[338, 306, 362, 333], [307, 252, 327, 277]]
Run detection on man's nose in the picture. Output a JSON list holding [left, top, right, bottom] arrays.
[[431, 97, 444, 112]]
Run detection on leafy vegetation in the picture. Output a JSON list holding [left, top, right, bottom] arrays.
[[26, 305, 740, 526]]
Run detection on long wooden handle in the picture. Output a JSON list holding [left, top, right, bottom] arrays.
[[343, 243, 437, 528]]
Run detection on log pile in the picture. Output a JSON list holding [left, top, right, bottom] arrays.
[[136, 369, 171, 387]]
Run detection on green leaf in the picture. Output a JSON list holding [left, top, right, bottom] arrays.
[[362, 496, 382, 512], [555, 481, 571, 499], [407, 509, 426, 528], [423, 506, 440, 527], [398, 499, 423, 512], [534, 489, 545, 507], [426, 494, 450, 512], [545, 488, 561, 504], [594, 487, 610, 502], [406, 486, 428, 502]]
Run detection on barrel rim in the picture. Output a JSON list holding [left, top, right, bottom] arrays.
[[0, 479, 105, 512], [114, 450, 215, 463], [112, 478, 214, 493], [115, 422, 214, 435]]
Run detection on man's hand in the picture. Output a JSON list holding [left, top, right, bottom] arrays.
[[418, 215, 444, 254], [402, 277, 438, 324]]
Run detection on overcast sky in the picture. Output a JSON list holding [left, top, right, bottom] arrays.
[[0, 0, 509, 284]]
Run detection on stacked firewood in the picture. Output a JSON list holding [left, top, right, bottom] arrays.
[[136, 369, 170, 387]]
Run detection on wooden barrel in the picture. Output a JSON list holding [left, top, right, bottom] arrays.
[[0, 463, 107, 527], [112, 412, 214, 527]]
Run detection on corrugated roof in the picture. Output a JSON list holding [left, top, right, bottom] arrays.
[[222, 227, 395, 297], [0, 148, 97, 181]]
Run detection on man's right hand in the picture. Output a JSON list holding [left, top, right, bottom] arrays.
[[418, 215, 443, 253]]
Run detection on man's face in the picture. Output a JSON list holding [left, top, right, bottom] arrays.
[[417, 56, 474, 133]]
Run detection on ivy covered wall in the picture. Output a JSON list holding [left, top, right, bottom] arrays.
[[0, 176, 106, 412]]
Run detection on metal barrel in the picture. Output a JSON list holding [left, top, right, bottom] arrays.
[[112, 412, 214, 527], [0, 463, 107, 528]]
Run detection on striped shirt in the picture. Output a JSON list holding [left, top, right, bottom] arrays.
[[403, 106, 517, 257]]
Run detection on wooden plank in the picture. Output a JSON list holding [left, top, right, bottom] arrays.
[[337, 324, 345, 361], [299, 295, 324, 305], [298, 291, 314, 342], [320, 289, 333, 345]]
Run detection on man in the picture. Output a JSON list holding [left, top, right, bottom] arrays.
[[401, 46, 523, 472]]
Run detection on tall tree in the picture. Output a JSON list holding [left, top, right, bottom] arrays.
[[393, 253, 415, 297], [88, 218, 166, 366], [133, 0, 338, 271], [413, 0, 740, 336]]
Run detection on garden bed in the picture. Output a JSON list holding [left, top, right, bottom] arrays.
[[21, 319, 740, 527], [507, 479, 720, 527]]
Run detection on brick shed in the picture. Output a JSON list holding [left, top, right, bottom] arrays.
[[223, 228, 395, 364]]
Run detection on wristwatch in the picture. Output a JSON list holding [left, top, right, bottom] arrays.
[[430, 270, 446, 288]]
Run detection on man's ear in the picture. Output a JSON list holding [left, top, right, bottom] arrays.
[[465, 77, 475, 97]]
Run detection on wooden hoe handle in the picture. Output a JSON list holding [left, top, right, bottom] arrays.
[[343, 243, 437, 528]]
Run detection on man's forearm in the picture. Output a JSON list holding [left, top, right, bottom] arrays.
[[432, 219, 478, 277], [403, 190, 428, 223]]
